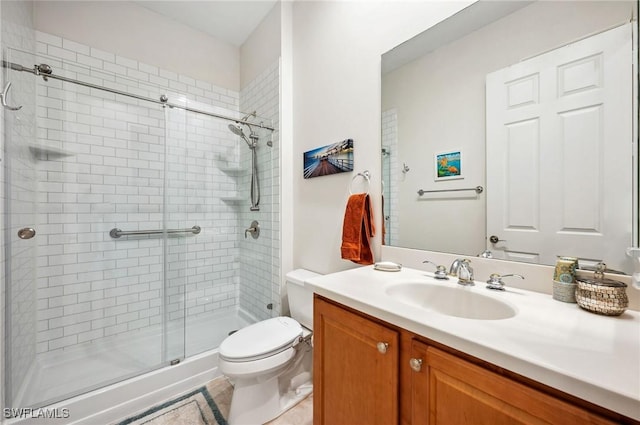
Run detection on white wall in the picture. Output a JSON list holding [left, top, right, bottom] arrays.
[[240, 3, 281, 88], [33, 1, 240, 91], [291, 1, 473, 274]]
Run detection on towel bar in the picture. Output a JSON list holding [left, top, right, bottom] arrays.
[[417, 186, 483, 196], [350, 170, 371, 195]]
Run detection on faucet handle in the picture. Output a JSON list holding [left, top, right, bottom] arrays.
[[423, 260, 449, 280], [244, 220, 260, 239], [478, 249, 493, 258], [486, 273, 524, 290]]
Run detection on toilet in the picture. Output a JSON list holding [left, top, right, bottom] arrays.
[[218, 269, 319, 425]]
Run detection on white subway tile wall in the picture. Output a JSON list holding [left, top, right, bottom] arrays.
[[382, 109, 399, 246], [21, 30, 280, 355], [238, 60, 280, 321]]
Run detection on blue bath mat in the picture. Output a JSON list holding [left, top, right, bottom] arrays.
[[115, 377, 231, 425]]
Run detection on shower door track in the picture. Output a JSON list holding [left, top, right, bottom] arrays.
[[2, 60, 275, 131]]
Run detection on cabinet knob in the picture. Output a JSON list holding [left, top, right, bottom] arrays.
[[376, 342, 389, 354], [409, 358, 423, 372]]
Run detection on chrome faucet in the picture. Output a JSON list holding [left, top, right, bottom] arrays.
[[449, 258, 462, 277], [450, 259, 474, 286]]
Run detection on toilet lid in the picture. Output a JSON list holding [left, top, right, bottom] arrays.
[[219, 316, 303, 362]]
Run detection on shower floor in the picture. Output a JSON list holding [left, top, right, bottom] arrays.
[[17, 310, 251, 408]]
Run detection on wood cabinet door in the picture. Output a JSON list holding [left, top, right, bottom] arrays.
[[409, 339, 430, 425], [425, 347, 616, 425], [313, 296, 400, 425]]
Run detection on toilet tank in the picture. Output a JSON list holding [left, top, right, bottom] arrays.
[[286, 269, 321, 329]]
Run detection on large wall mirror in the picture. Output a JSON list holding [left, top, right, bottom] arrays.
[[381, 0, 638, 274]]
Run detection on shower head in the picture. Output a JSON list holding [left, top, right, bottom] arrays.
[[228, 122, 256, 148], [228, 122, 245, 137], [229, 111, 259, 148]]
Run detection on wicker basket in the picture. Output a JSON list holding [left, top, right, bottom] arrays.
[[575, 277, 628, 316], [552, 280, 577, 303]]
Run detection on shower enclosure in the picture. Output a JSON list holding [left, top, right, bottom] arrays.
[[381, 147, 391, 245], [381, 108, 398, 246], [2, 44, 279, 411]]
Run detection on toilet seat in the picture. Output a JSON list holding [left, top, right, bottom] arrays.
[[220, 316, 303, 362], [219, 346, 297, 378]]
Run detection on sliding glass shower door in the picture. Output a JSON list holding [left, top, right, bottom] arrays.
[[3, 48, 188, 408]]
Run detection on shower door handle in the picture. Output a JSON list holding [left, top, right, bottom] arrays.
[[1, 82, 23, 111], [17, 227, 36, 239]]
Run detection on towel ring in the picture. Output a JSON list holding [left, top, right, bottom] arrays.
[[350, 170, 371, 195]]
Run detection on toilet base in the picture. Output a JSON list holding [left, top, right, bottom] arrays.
[[227, 374, 312, 425], [228, 376, 280, 425]]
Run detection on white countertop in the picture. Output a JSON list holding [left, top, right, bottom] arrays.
[[305, 265, 640, 420]]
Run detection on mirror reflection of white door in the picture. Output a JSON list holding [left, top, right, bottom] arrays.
[[486, 23, 633, 269]]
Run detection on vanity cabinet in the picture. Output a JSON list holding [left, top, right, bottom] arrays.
[[314, 295, 628, 425], [313, 296, 399, 425], [411, 340, 616, 425]]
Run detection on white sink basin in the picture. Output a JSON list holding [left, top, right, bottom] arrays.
[[385, 281, 517, 320]]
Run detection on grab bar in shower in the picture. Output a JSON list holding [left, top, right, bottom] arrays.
[[109, 225, 201, 239]]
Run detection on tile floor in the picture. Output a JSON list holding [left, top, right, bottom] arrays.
[[115, 375, 312, 424], [267, 393, 313, 425], [211, 376, 313, 425]]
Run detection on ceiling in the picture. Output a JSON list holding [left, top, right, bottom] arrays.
[[135, 1, 277, 47], [382, 1, 531, 74]]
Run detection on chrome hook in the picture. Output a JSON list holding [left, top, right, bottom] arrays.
[[0, 82, 22, 111]]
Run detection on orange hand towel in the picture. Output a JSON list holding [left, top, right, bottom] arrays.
[[341, 193, 375, 265]]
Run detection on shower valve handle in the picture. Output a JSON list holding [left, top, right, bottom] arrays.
[[245, 220, 260, 239]]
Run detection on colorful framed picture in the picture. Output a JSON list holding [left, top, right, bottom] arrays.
[[303, 139, 354, 179], [434, 150, 463, 181]]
